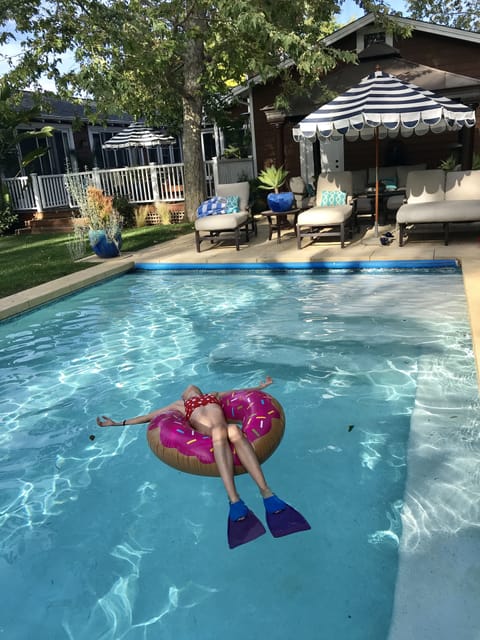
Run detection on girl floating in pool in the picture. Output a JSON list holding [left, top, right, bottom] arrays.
[[96, 376, 310, 548]]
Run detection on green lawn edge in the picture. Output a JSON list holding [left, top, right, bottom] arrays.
[[0, 224, 193, 298]]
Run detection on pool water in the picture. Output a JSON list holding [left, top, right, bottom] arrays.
[[0, 269, 478, 640]]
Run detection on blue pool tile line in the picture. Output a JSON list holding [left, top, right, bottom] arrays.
[[135, 259, 459, 271]]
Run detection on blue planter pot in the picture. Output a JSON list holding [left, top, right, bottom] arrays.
[[267, 192, 295, 212], [88, 229, 122, 258]]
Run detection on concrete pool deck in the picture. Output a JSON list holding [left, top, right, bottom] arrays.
[[1, 219, 479, 639]]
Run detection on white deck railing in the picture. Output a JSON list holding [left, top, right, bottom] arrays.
[[4, 157, 254, 213]]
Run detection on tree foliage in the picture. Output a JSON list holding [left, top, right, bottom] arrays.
[[0, 1, 399, 218], [406, 0, 480, 31], [0, 80, 53, 234]]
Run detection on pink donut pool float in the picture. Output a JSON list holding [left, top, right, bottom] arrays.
[[147, 389, 285, 476]]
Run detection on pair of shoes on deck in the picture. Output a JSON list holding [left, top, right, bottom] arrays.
[[380, 231, 394, 246], [227, 495, 311, 549]]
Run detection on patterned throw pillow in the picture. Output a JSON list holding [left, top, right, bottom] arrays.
[[320, 190, 347, 206], [225, 195, 240, 213], [197, 196, 227, 217]]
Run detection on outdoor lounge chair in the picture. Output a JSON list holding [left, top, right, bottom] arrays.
[[194, 181, 254, 252], [296, 171, 354, 248]]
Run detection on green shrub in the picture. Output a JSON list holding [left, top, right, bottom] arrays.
[[0, 182, 18, 235], [113, 195, 135, 228]]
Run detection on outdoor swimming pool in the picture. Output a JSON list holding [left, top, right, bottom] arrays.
[[1, 269, 479, 639]]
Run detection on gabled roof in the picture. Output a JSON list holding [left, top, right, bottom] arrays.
[[19, 91, 132, 126], [322, 13, 480, 47], [233, 12, 480, 97]]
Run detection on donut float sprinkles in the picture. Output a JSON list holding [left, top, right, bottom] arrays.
[[147, 389, 285, 476]]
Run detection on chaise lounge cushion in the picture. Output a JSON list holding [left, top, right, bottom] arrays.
[[396, 169, 480, 245], [297, 204, 351, 225], [194, 210, 249, 231], [397, 201, 480, 223]]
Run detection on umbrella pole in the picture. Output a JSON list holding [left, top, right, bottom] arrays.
[[375, 129, 379, 237]]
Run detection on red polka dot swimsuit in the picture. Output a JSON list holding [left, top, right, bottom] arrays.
[[184, 393, 221, 421]]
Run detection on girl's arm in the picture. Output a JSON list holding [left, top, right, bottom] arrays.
[[96, 400, 184, 427], [216, 376, 273, 399]]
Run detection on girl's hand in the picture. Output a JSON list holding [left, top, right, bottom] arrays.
[[97, 415, 116, 427], [259, 376, 273, 389]]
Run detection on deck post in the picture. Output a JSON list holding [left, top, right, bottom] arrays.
[[150, 163, 161, 203], [92, 167, 102, 190], [211, 156, 219, 191], [30, 173, 44, 213]]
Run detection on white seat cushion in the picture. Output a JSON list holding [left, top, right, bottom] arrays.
[[397, 201, 480, 224], [194, 212, 249, 231], [297, 205, 352, 225]]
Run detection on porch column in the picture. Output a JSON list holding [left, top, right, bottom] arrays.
[[149, 163, 161, 202], [30, 173, 43, 213], [211, 156, 219, 190]]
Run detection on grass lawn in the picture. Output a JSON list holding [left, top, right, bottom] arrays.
[[0, 223, 193, 298]]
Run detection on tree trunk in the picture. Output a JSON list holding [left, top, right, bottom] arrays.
[[182, 6, 206, 222]]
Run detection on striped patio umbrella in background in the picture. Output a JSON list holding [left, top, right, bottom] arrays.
[[293, 69, 476, 235], [102, 121, 175, 149]]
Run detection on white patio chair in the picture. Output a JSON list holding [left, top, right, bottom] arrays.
[[296, 171, 354, 249], [194, 181, 253, 252]]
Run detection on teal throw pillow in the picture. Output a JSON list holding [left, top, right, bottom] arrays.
[[382, 178, 397, 191], [320, 190, 347, 206], [225, 195, 240, 213]]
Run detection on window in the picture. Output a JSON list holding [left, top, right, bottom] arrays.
[[357, 29, 392, 52], [15, 125, 75, 176], [364, 31, 386, 48], [202, 130, 217, 161]]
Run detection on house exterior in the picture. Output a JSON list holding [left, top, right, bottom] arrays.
[[6, 92, 185, 179], [243, 14, 480, 185], [5, 12, 480, 221]]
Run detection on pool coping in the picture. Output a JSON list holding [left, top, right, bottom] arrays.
[[0, 258, 135, 321]]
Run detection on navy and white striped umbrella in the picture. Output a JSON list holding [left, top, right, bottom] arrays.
[[295, 70, 476, 142], [103, 121, 175, 149], [293, 70, 476, 235]]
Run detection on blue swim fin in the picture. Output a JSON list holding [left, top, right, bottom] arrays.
[[227, 501, 266, 549], [264, 495, 311, 538]]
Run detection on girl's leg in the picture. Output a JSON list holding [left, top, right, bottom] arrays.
[[209, 424, 241, 504], [227, 424, 273, 499]]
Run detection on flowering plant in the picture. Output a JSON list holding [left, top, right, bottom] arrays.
[[83, 186, 121, 239], [66, 174, 122, 258], [66, 175, 121, 238]]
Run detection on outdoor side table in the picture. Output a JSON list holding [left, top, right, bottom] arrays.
[[260, 208, 301, 243]]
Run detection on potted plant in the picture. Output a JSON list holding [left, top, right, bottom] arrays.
[[66, 176, 122, 258], [257, 165, 294, 212]]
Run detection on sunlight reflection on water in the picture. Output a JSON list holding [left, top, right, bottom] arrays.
[[0, 269, 479, 639]]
